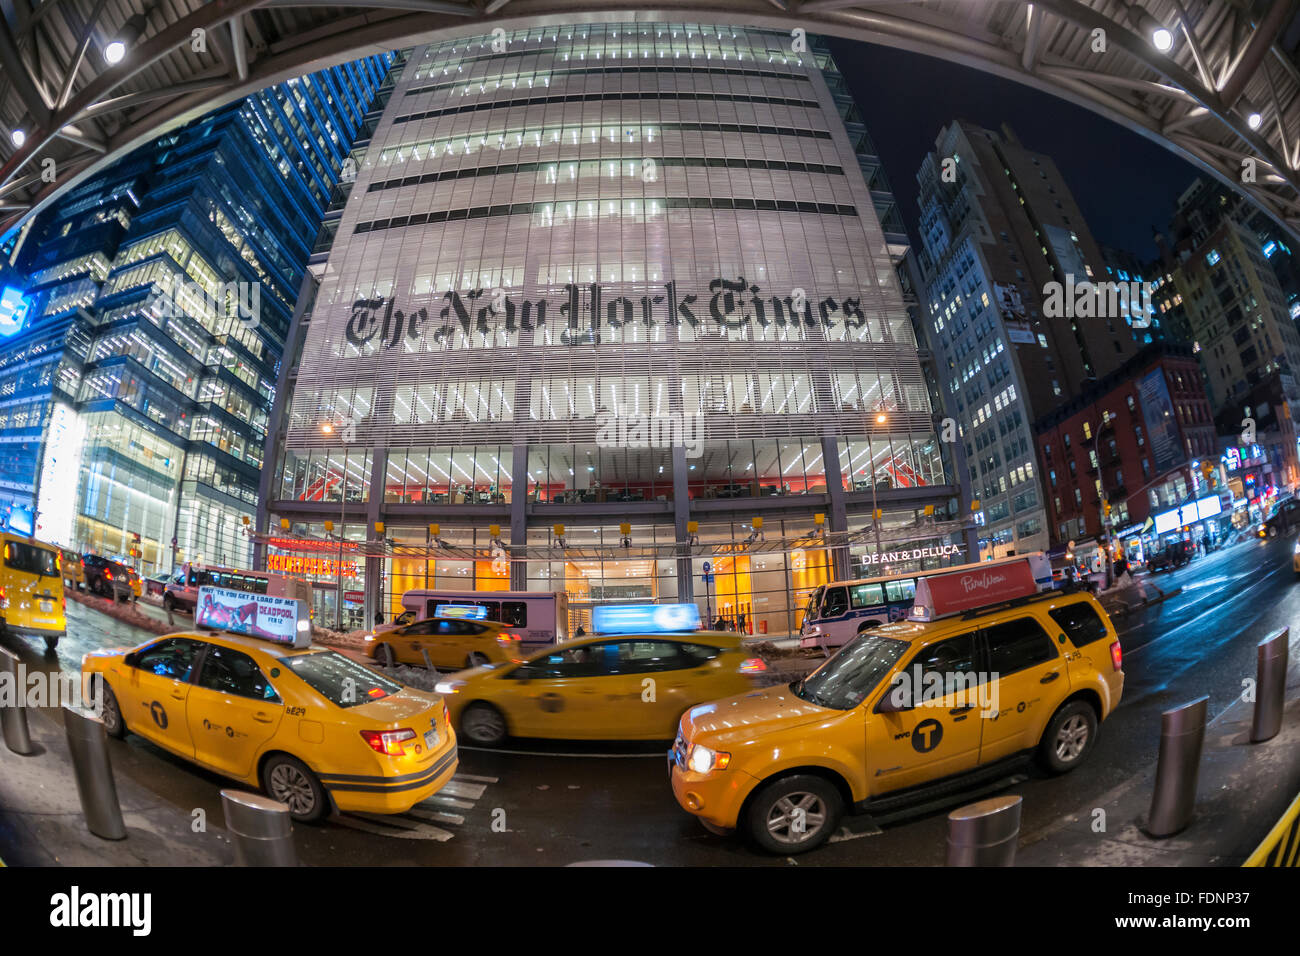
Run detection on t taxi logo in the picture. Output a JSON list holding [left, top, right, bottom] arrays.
[[148, 701, 168, 729]]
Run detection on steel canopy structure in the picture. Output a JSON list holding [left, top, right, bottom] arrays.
[[2, 1, 1300, 246]]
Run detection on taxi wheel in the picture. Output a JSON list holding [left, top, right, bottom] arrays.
[[262, 754, 330, 822], [460, 702, 508, 746], [745, 774, 843, 855], [1038, 701, 1098, 774], [97, 679, 126, 739], [466, 652, 489, 668]]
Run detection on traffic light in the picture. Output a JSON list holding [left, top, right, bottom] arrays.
[[1103, 500, 1111, 517]]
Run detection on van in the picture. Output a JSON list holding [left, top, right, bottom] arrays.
[[0, 532, 67, 652], [164, 563, 311, 614]]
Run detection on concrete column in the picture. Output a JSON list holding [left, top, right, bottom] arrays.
[[510, 443, 529, 590], [672, 444, 693, 603], [363, 448, 386, 627], [822, 433, 851, 580]]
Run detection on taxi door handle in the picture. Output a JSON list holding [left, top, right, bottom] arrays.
[[949, 705, 973, 715], [1040, 671, 1061, 684], [170, 690, 186, 700], [576, 688, 597, 695], [253, 712, 274, 723]]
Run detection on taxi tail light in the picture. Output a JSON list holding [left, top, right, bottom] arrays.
[[497, 632, 521, 646], [104, 569, 113, 581], [360, 728, 417, 756], [739, 657, 767, 674], [1109, 641, 1123, 671], [0, 585, 7, 609]]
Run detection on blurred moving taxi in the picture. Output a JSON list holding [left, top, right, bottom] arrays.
[[81, 611, 458, 822], [60, 549, 85, 591], [0, 532, 67, 652], [365, 613, 521, 669], [437, 629, 767, 746], [670, 555, 1124, 854]]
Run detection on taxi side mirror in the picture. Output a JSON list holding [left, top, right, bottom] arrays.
[[875, 685, 914, 714], [123, 652, 138, 668]]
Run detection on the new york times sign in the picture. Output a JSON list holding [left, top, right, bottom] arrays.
[[345, 277, 877, 350]]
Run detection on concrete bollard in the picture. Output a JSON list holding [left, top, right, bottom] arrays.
[[221, 790, 297, 866], [946, 794, 1022, 866], [0, 648, 35, 755], [383, 643, 395, 669], [1251, 628, 1289, 743], [1147, 695, 1208, 837], [63, 705, 126, 840]]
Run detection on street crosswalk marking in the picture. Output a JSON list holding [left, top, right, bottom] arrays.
[[334, 772, 498, 841]]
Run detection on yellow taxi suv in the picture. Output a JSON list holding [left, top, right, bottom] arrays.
[[365, 615, 522, 669], [82, 625, 458, 823], [437, 630, 768, 746], [0, 532, 67, 653], [670, 555, 1124, 854]]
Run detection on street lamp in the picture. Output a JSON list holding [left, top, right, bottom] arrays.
[[870, 403, 890, 552]]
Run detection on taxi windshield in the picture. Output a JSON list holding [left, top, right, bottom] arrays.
[[790, 632, 908, 710], [279, 650, 403, 708]]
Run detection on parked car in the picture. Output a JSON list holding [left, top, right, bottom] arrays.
[[81, 554, 136, 601], [143, 573, 170, 603], [1147, 540, 1194, 572]]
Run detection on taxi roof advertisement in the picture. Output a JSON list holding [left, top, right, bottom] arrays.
[[195, 585, 310, 648], [913, 560, 1039, 619]]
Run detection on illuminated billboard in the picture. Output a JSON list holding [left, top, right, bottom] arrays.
[[0, 286, 30, 337]]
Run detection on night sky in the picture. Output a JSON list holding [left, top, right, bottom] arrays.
[[827, 38, 1203, 262]]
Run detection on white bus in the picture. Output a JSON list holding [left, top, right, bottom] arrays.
[[390, 589, 570, 646], [800, 553, 1053, 652], [163, 563, 312, 614]]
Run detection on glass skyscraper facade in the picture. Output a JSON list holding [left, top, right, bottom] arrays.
[[264, 25, 962, 633], [0, 55, 390, 573]]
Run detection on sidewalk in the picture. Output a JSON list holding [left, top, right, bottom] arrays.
[[1018, 634, 1300, 865], [0, 707, 234, 866]]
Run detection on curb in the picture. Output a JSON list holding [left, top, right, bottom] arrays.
[[1100, 585, 1184, 619]]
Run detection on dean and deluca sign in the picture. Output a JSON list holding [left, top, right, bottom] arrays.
[[344, 278, 888, 350], [861, 544, 964, 566]]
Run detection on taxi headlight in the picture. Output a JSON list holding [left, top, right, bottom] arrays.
[[1293, 539, 1300, 555], [435, 679, 465, 695], [687, 744, 730, 774]]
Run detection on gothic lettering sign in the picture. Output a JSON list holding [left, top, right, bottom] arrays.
[[343, 277, 874, 350]]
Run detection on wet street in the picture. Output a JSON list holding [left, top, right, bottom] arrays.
[[3, 534, 1296, 866]]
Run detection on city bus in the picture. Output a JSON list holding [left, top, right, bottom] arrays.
[[391, 589, 569, 646], [799, 553, 1053, 652], [163, 562, 312, 614]]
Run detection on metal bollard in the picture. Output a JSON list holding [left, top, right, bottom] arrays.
[[1146, 695, 1208, 838], [221, 790, 297, 866], [63, 706, 126, 840], [383, 643, 395, 669], [0, 648, 35, 755], [1251, 628, 1289, 743], [420, 648, 439, 680], [946, 794, 1022, 866]]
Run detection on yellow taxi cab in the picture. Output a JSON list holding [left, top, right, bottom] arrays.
[[0, 532, 67, 652], [60, 549, 85, 591], [669, 555, 1124, 854], [364, 615, 522, 669], [436, 629, 768, 746], [81, 592, 458, 822]]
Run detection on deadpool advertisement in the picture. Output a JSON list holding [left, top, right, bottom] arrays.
[[195, 586, 309, 648]]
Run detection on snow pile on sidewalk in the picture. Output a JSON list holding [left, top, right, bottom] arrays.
[[66, 590, 178, 637]]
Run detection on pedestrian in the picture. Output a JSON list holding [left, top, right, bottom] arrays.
[[1202, 533, 1211, 554], [574, 624, 586, 638], [374, 609, 383, 626]]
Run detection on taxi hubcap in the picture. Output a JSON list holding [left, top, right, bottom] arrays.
[[464, 707, 505, 743], [766, 793, 826, 844], [101, 688, 119, 730], [269, 764, 315, 814], [1055, 715, 1089, 761]]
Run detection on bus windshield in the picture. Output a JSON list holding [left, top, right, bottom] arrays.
[[804, 587, 824, 621]]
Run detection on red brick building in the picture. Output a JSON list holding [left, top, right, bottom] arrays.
[[1035, 344, 1216, 546]]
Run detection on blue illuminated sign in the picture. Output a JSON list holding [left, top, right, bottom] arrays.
[[592, 603, 701, 635], [0, 286, 30, 337], [435, 604, 489, 620]]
